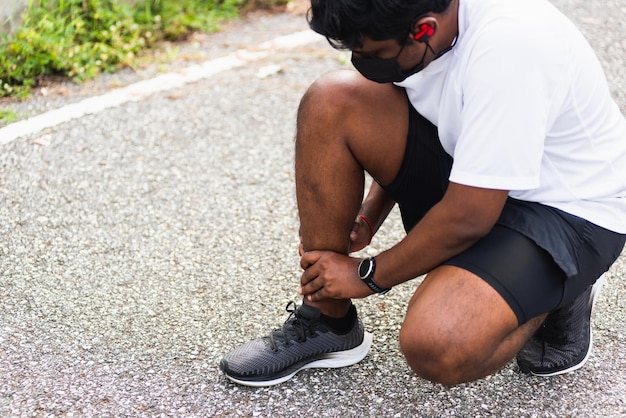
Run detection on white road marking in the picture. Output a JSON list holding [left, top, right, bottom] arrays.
[[0, 30, 322, 145]]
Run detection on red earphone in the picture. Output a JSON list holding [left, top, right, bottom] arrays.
[[414, 24, 435, 42]]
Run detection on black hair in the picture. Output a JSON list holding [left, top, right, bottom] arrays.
[[308, 0, 453, 50]]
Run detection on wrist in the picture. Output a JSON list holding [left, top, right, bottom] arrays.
[[358, 214, 375, 244], [357, 257, 391, 295]]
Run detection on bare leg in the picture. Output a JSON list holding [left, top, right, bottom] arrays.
[[295, 70, 409, 317], [399, 265, 546, 385]]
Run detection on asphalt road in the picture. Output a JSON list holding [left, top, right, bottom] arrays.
[[1, 1, 625, 417]]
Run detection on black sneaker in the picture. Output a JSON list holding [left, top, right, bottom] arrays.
[[219, 301, 373, 387], [517, 274, 605, 377]]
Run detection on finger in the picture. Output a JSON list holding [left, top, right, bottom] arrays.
[[306, 288, 325, 303], [300, 266, 318, 287], [299, 276, 321, 296], [300, 250, 321, 269], [350, 223, 359, 241]]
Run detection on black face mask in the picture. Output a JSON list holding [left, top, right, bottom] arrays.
[[351, 40, 453, 84]]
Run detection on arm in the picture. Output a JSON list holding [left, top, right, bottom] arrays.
[[300, 182, 508, 301], [374, 182, 508, 288]]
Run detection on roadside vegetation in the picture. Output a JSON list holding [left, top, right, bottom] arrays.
[[0, 0, 289, 100]]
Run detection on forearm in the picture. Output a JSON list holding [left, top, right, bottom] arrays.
[[373, 184, 508, 289]]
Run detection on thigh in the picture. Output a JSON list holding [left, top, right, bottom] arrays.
[[562, 221, 626, 304], [443, 225, 566, 325], [403, 264, 520, 354], [401, 226, 560, 355], [496, 198, 626, 307]]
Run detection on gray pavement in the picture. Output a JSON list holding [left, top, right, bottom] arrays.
[[1, 1, 625, 417]]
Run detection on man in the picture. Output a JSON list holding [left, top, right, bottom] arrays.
[[219, 0, 626, 387]]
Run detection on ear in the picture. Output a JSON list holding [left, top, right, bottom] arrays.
[[412, 18, 437, 43]]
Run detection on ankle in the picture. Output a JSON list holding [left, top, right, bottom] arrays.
[[304, 299, 352, 318], [320, 304, 357, 334]]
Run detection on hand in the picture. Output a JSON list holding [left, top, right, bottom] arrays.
[[299, 251, 373, 302], [349, 215, 374, 253]]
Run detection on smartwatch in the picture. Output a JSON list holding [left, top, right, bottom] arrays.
[[357, 257, 391, 295]]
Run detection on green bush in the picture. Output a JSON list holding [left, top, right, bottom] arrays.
[[0, 0, 287, 98]]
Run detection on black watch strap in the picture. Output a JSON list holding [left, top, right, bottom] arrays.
[[358, 257, 391, 295]]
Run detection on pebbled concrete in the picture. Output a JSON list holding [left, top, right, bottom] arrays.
[[1, 1, 625, 416]]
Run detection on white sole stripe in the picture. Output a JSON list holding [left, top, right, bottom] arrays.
[[224, 332, 373, 387]]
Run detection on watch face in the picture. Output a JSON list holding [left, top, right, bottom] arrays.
[[359, 258, 371, 278]]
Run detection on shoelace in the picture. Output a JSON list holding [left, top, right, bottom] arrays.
[[267, 302, 318, 351]]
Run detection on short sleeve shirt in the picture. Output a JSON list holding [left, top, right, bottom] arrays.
[[396, 0, 626, 233]]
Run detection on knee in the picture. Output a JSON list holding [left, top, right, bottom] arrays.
[[296, 70, 376, 153], [298, 70, 367, 116], [296, 69, 407, 148], [399, 322, 479, 386]]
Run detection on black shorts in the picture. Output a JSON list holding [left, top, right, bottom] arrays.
[[382, 105, 626, 324]]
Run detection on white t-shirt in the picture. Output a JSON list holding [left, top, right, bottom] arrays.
[[396, 0, 626, 233]]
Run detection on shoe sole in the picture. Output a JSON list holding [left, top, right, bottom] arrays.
[[224, 332, 374, 387], [530, 274, 605, 377]]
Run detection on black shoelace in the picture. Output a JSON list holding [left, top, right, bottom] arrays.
[[267, 302, 319, 352]]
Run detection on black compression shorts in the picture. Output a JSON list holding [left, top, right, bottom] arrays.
[[381, 104, 626, 324]]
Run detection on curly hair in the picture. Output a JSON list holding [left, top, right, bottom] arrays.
[[308, 0, 453, 49]]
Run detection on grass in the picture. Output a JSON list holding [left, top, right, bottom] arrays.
[[0, 0, 289, 99], [0, 108, 19, 124]]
